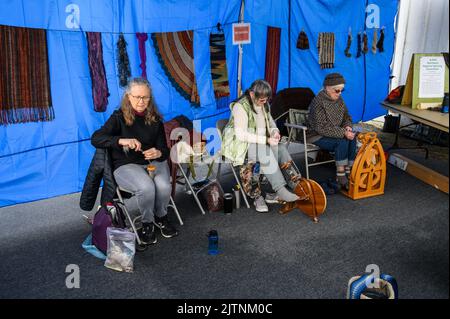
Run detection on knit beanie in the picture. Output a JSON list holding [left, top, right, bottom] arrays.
[[323, 73, 345, 87]]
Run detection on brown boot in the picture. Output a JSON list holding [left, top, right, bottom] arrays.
[[280, 161, 302, 190]]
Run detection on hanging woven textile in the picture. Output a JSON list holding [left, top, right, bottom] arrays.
[[0, 25, 53, 125], [209, 32, 230, 99], [86, 32, 110, 112], [317, 32, 335, 69], [152, 31, 200, 106], [117, 33, 131, 87], [264, 26, 281, 94]]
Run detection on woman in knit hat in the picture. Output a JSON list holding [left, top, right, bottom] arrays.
[[307, 73, 357, 189]]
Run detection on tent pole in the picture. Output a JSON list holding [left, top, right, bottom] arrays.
[[237, 0, 245, 97]]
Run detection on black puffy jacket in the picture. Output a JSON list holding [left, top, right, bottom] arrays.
[[79, 148, 117, 211]]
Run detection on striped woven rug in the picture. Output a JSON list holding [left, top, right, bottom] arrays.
[[317, 32, 335, 69], [152, 31, 200, 106], [210, 32, 230, 99], [0, 25, 53, 125], [264, 26, 281, 95]]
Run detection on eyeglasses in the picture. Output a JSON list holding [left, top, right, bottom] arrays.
[[333, 88, 345, 94], [129, 94, 151, 102]]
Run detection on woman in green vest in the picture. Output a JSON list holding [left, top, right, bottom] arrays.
[[222, 80, 305, 212]]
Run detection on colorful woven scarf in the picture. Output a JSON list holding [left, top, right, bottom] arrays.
[[0, 25, 53, 125], [152, 31, 200, 106], [317, 32, 335, 69], [86, 32, 109, 112], [265, 26, 281, 94], [209, 32, 230, 99]]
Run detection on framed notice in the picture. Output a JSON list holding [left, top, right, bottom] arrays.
[[232, 23, 251, 45], [401, 53, 449, 109]]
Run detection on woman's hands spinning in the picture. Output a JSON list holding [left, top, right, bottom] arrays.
[[119, 138, 161, 160]]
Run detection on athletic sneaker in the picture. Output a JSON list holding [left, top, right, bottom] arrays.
[[154, 215, 178, 238], [254, 195, 269, 213], [141, 223, 157, 245], [265, 192, 280, 204]]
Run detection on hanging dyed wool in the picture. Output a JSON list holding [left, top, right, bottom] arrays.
[[136, 33, 148, 79], [371, 29, 378, 54], [152, 31, 200, 106], [356, 33, 362, 58], [362, 32, 369, 54], [344, 32, 352, 57], [317, 32, 335, 69], [0, 25, 54, 125], [209, 32, 230, 99], [117, 33, 131, 87], [376, 28, 385, 52], [296, 29, 309, 50], [87, 32, 110, 112], [265, 26, 281, 94]]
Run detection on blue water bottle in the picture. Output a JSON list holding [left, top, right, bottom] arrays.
[[208, 230, 219, 255]]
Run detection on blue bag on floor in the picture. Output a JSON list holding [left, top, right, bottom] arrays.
[[82, 233, 107, 260]]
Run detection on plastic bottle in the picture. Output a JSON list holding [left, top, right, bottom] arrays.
[[207, 230, 219, 255]]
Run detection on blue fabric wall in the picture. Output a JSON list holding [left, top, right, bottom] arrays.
[[0, 0, 398, 207]]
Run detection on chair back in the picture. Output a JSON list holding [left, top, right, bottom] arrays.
[[216, 119, 228, 141], [288, 109, 309, 142]]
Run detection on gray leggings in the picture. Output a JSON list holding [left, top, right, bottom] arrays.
[[113, 160, 171, 223], [247, 143, 292, 192]]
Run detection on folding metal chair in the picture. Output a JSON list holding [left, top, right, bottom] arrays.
[[172, 140, 222, 215], [215, 119, 251, 209], [284, 109, 335, 179]]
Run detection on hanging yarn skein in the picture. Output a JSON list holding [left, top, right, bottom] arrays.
[[117, 33, 131, 87], [344, 32, 352, 57], [376, 28, 385, 52], [356, 32, 362, 58], [362, 32, 369, 54], [371, 28, 377, 54]]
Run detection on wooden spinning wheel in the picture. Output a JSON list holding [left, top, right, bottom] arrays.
[[343, 132, 386, 200], [279, 178, 327, 223]]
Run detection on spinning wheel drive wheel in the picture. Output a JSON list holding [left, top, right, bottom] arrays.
[[279, 179, 327, 223], [296, 179, 327, 222]]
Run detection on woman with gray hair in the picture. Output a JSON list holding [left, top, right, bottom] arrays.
[[91, 77, 178, 245], [222, 80, 306, 213], [307, 73, 357, 189]]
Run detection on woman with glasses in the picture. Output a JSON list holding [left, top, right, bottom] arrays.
[[307, 73, 356, 189], [222, 80, 306, 213], [91, 77, 178, 245]]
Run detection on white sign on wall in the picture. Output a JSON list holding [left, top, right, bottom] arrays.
[[232, 23, 251, 45]]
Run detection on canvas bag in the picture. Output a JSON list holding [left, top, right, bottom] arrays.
[[92, 202, 126, 254]]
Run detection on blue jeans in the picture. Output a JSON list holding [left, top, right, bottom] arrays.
[[113, 161, 171, 223], [313, 137, 357, 166]]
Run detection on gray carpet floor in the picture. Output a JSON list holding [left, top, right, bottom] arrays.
[[0, 149, 448, 299]]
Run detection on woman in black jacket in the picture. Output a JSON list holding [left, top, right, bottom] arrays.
[[91, 77, 177, 245]]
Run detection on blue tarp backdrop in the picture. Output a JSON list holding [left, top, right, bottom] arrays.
[[0, 0, 398, 207]]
